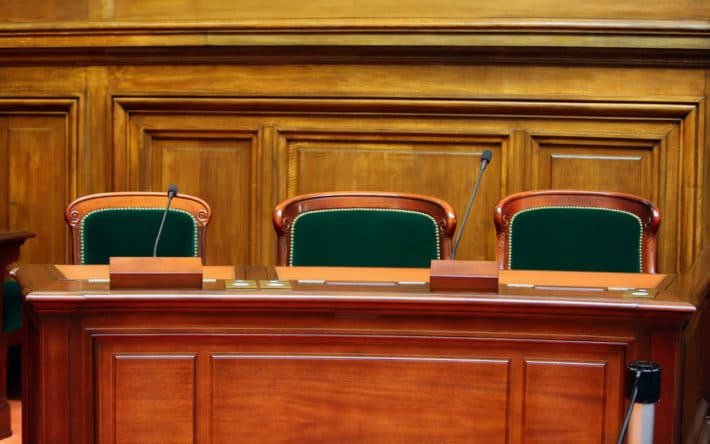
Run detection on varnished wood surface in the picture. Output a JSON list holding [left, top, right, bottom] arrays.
[[668, 245, 710, 438], [0, 400, 21, 444], [16, 263, 697, 443], [0, 74, 704, 272], [17, 264, 688, 313], [1, 0, 710, 23], [0, 4, 705, 275]]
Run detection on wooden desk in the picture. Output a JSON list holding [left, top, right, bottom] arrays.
[[16, 264, 694, 444], [0, 231, 34, 439]]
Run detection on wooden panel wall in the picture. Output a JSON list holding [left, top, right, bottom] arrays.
[[0, 2, 707, 275], [1, 0, 709, 21]]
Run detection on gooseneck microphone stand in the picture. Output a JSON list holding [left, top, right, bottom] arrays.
[[616, 361, 661, 444], [451, 150, 492, 259], [153, 184, 178, 257]]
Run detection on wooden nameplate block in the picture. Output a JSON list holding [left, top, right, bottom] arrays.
[[109, 257, 203, 289], [429, 260, 499, 292]]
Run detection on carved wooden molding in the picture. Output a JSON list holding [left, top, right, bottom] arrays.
[[0, 19, 708, 66], [113, 96, 699, 119], [0, 98, 77, 112]]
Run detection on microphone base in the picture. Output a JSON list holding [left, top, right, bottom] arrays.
[[109, 256, 203, 290], [429, 260, 499, 293]]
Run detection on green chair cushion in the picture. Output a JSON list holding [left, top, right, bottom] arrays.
[[508, 206, 643, 273], [3, 280, 22, 333], [290, 208, 440, 267], [81, 208, 199, 265]]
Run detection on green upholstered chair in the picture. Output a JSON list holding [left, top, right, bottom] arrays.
[[273, 191, 457, 267], [1, 231, 34, 402], [3, 280, 22, 335], [494, 190, 661, 273], [65, 192, 212, 265], [3, 279, 22, 398]]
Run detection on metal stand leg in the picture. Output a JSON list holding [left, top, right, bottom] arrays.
[[628, 403, 656, 444]]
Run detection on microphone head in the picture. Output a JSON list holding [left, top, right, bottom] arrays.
[[480, 150, 493, 170], [167, 184, 178, 197]]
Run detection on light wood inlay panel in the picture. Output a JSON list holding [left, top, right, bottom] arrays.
[[212, 354, 509, 443], [108, 354, 196, 444], [523, 360, 609, 443]]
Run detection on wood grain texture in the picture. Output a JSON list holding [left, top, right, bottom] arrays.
[[210, 354, 508, 443], [107, 94, 700, 271], [0, 114, 72, 263], [105, 354, 196, 444], [523, 360, 611, 443], [0, 11, 705, 273], [16, 263, 696, 444], [0, 86, 702, 271]]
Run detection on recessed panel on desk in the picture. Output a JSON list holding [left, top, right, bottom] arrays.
[[101, 354, 197, 444], [211, 354, 509, 443], [523, 360, 609, 443]]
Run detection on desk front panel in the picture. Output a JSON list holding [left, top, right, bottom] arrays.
[[33, 309, 637, 444], [19, 264, 693, 444]]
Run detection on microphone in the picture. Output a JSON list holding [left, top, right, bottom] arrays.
[[451, 150, 492, 259], [153, 184, 178, 257]]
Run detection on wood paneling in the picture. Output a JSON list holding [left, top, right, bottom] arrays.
[[523, 360, 609, 443], [148, 135, 254, 266], [92, 332, 628, 443], [0, 7, 707, 444], [18, 260, 694, 444], [211, 354, 508, 443], [0, 2, 88, 23], [107, 355, 196, 444], [0, 14, 705, 272], [1, 0, 709, 22], [0, 110, 74, 263], [106, 95, 701, 271], [283, 133, 504, 262]]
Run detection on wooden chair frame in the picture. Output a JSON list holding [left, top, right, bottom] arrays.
[[494, 190, 661, 273], [65, 192, 212, 264], [273, 191, 457, 266]]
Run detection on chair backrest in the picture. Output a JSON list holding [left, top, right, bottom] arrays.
[[2, 280, 22, 333], [273, 192, 457, 267], [65, 192, 212, 264], [494, 190, 661, 273]]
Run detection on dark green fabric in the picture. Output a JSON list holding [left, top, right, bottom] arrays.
[[81, 208, 198, 265], [3, 280, 22, 333], [508, 207, 643, 272], [290, 209, 440, 267]]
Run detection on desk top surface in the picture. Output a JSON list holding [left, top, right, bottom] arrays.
[[13, 263, 695, 320]]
